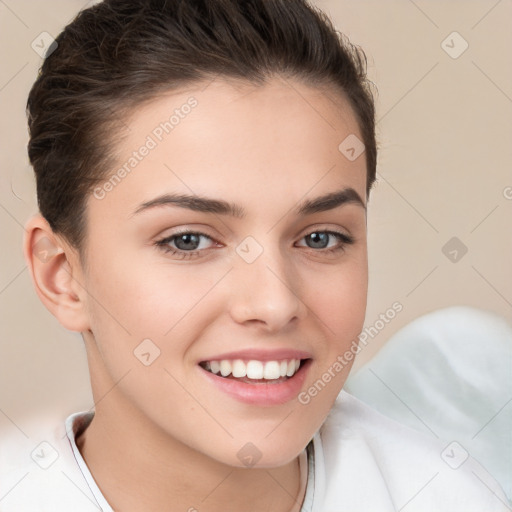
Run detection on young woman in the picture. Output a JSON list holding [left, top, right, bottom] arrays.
[[3, 0, 507, 510]]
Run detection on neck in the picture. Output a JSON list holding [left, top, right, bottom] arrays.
[[76, 337, 307, 512]]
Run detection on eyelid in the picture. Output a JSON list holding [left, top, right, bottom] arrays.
[[155, 224, 353, 244], [300, 223, 354, 241]]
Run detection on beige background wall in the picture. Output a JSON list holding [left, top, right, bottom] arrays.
[[1, 1, 511, 430]]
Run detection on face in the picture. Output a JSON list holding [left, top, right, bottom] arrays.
[[79, 76, 368, 467]]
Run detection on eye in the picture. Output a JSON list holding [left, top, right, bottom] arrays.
[[155, 230, 217, 260], [154, 228, 355, 260], [296, 230, 354, 253]]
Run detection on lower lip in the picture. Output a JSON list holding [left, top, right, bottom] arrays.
[[199, 360, 312, 406]]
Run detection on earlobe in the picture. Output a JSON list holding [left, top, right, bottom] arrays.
[[23, 215, 90, 332]]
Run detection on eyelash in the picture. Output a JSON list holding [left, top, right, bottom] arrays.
[[154, 229, 355, 260]]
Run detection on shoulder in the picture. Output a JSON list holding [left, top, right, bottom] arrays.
[[314, 391, 510, 512], [0, 411, 101, 512]]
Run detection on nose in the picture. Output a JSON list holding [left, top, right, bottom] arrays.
[[228, 244, 307, 332]]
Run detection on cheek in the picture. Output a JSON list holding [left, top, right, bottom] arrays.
[[295, 259, 367, 434], [87, 254, 216, 336], [304, 256, 368, 340]]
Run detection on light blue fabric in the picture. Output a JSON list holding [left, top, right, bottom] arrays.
[[345, 306, 512, 503]]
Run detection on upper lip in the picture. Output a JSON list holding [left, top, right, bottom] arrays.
[[199, 348, 313, 363]]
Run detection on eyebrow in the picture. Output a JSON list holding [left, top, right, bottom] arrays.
[[132, 187, 366, 218]]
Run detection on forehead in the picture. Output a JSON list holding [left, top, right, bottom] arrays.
[[89, 76, 367, 222]]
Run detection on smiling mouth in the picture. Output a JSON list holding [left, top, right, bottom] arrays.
[[199, 358, 307, 383]]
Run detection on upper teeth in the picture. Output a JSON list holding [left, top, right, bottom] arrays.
[[204, 359, 301, 380]]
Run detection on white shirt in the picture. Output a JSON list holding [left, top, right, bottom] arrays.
[[0, 391, 509, 511]]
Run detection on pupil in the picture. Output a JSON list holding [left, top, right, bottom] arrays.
[[176, 233, 199, 250], [308, 232, 328, 249]]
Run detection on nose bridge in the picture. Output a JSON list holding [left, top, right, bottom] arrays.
[[229, 235, 304, 329]]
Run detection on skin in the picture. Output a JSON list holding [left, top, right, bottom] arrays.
[[24, 76, 369, 512]]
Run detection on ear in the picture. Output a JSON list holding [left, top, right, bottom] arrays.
[[23, 214, 90, 332]]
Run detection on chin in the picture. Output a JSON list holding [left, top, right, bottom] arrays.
[[209, 436, 309, 470]]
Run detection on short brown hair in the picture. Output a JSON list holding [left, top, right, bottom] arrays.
[[26, 0, 377, 252]]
